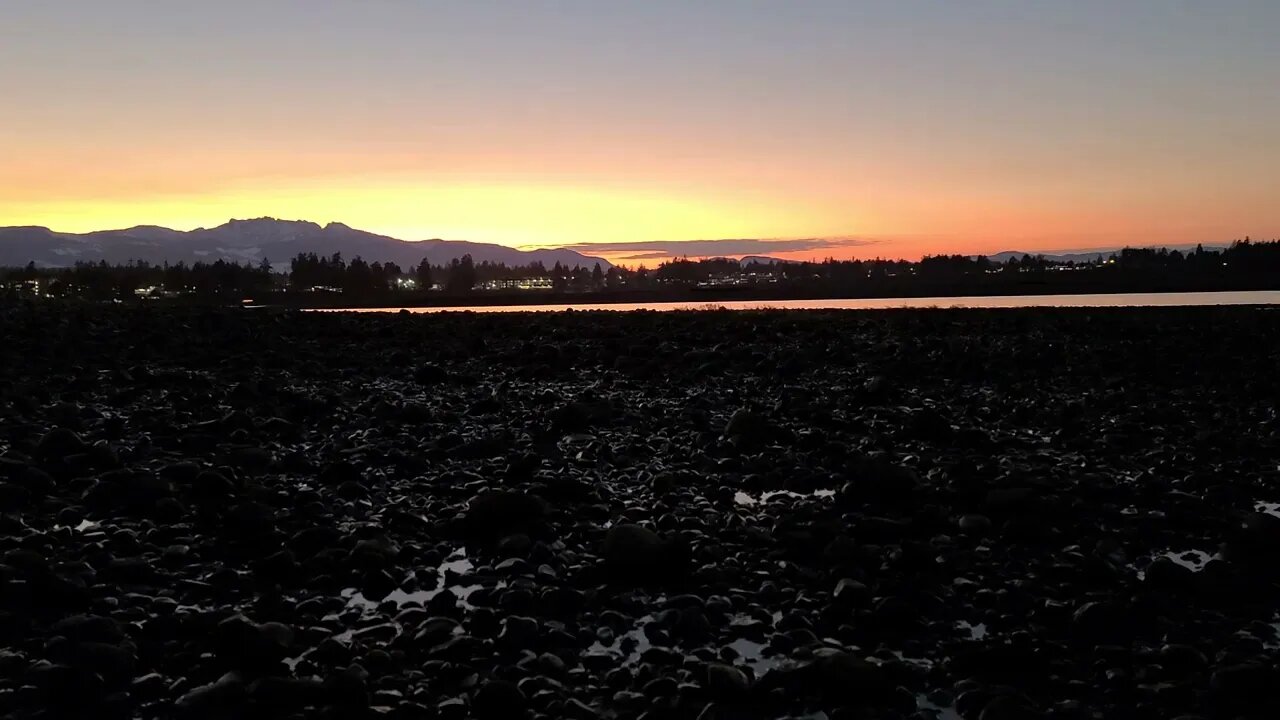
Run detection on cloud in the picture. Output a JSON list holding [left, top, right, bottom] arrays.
[[558, 237, 878, 260]]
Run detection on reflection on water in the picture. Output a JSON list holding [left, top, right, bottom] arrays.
[[957, 620, 988, 640], [338, 550, 495, 614], [314, 291, 1280, 314], [734, 489, 836, 506], [916, 695, 964, 720]]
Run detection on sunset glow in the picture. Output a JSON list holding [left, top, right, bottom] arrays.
[[3, 1, 1277, 262]]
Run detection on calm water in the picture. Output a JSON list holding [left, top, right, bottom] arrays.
[[316, 290, 1280, 313]]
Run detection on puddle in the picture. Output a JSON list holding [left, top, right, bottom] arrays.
[[283, 650, 312, 672], [916, 695, 963, 720], [725, 637, 791, 670], [1266, 622, 1280, 650], [888, 650, 934, 669], [1159, 549, 1214, 572], [734, 489, 836, 507], [1135, 549, 1216, 580], [50, 519, 102, 533], [339, 550, 502, 615], [957, 620, 987, 640], [586, 614, 655, 667], [585, 614, 793, 673], [294, 552, 485, 672]]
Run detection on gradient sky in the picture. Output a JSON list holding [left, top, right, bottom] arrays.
[[3, 1, 1278, 261]]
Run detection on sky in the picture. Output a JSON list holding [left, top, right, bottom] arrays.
[[2, 1, 1278, 263]]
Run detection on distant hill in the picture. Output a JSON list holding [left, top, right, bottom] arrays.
[[0, 218, 612, 270], [738, 255, 802, 266], [984, 245, 1228, 264]]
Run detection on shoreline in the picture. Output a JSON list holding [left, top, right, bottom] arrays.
[[264, 278, 1280, 309]]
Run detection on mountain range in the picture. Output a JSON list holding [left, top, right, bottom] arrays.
[[0, 218, 612, 270]]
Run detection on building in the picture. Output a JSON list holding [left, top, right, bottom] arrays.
[[479, 277, 554, 291]]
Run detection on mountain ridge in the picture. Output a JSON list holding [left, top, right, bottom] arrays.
[[0, 218, 613, 270], [982, 245, 1229, 264]]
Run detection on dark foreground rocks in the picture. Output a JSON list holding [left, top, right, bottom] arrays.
[[0, 303, 1279, 719]]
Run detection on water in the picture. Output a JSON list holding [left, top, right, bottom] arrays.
[[917, 695, 964, 720], [1134, 549, 1216, 580], [957, 620, 988, 640], [733, 489, 836, 506], [314, 290, 1280, 314], [336, 550, 497, 616]]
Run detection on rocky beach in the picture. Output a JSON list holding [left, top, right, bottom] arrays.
[[2, 303, 1279, 720]]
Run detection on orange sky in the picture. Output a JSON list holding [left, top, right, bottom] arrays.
[[3, 2, 1277, 263]]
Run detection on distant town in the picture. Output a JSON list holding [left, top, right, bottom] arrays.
[[3, 239, 1278, 306]]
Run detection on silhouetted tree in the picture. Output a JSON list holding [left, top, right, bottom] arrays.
[[446, 254, 476, 292], [415, 258, 433, 289]]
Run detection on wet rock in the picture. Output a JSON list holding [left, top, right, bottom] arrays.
[[215, 615, 295, 670], [724, 408, 772, 442], [838, 456, 919, 509], [460, 490, 548, 541], [601, 523, 691, 586], [176, 671, 246, 713], [248, 676, 330, 711], [705, 663, 750, 701], [958, 514, 993, 534], [50, 614, 128, 644], [1144, 556, 1197, 591], [790, 649, 892, 705], [472, 679, 526, 720], [37, 428, 88, 460], [413, 363, 449, 384]]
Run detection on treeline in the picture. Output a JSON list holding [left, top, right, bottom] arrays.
[[1, 259, 276, 299], [3, 238, 1277, 302], [286, 252, 617, 293]]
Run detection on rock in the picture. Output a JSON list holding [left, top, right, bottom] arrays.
[[159, 461, 202, 483], [413, 364, 449, 384], [839, 456, 919, 509], [216, 615, 294, 670], [601, 523, 690, 586], [436, 696, 469, 720], [176, 671, 246, 713], [705, 663, 750, 700], [724, 408, 774, 443], [833, 578, 869, 605], [472, 679, 526, 720], [979, 694, 1039, 720], [1210, 662, 1276, 698], [798, 649, 892, 705], [1072, 601, 1129, 638], [56, 640, 137, 686], [1144, 556, 1197, 590], [958, 514, 993, 534], [461, 490, 548, 540], [192, 470, 236, 498], [49, 614, 127, 644], [415, 617, 461, 646], [37, 428, 88, 459], [564, 698, 602, 719], [248, 677, 330, 710]]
